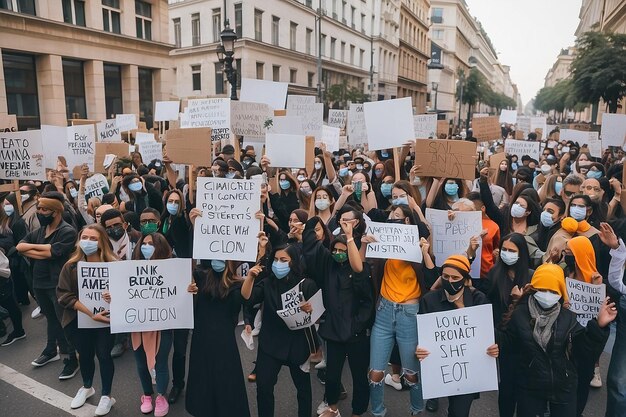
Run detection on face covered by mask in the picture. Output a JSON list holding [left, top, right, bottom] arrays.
[[570, 205, 587, 221], [106, 225, 126, 241], [314, 162, 323, 171], [128, 181, 143, 193], [211, 259, 226, 273], [69, 188, 79, 199], [166, 202, 179, 216], [587, 170, 602, 179], [141, 222, 159, 236], [540, 211, 555, 228], [3, 204, 14, 217], [37, 212, 55, 227], [79, 240, 99, 256], [380, 183, 393, 197], [444, 183, 459, 196], [279, 180, 291, 190], [510, 203, 527, 218], [272, 261, 291, 279], [141, 243, 155, 260], [533, 290, 561, 309], [443, 277, 465, 296], [500, 250, 519, 266], [315, 198, 331, 211], [332, 251, 348, 263], [392, 196, 409, 206], [339, 167, 350, 177]]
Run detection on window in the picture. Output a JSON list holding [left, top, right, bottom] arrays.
[[432, 29, 443, 40], [321, 34, 326, 56], [308, 72, 314, 88], [254, 9, 263, 41], [332, 0, 337, 18], [431, 8, 443, 23], [360, 49, 364, 68], [191, 65, 201, 91], [271, 16, 279, 46], [2, 52, 39, 130], [234, 3, 242, 38], [341, 41, 345, 62], [341, 1, 346, 23], [290, 22, 297, 50], [290, 68, 297, 83], [350, 45, 355, 65], [306, 28, 312, 55], [103, 63, 122, 118], [0, 0, 35, 15], [351, 6, 356, 28], [212, 8, 221, 43], [272, 65, 280, 82], [330, 37, 336, 59], [102, 0, 121, 34], [62, 59, 87, 120], [214, 63, 224, 94], [62, 0, 85, 26], [256, 62, 264, 79], [191, 13, 200, 46], [305, 0, 312, 7], [135, 1, 152, 40], [361, 13, 366, 33], [173, 18, 181, 47], [138, 68, 153, 129], [235, 58, 241, 87]]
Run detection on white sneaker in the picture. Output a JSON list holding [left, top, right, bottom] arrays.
[[590, 366, 602, 388], [31, 306, 42, 319], [95, 396, 116, 416], [71, 387, 95, 409], [316, 400, 329, 415], [384, 373, 402, 391], [315, 359, 327, 370]]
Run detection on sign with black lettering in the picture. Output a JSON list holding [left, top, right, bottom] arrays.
[[96, 119, 121, 142], [365, 221, 422, 262], [183, 98, 231, 142], [77, 262, 111, 329], [66, 124, 96, 171], [417, 304, 498, 399], [277, 289, 325, 330], [566, 278, 606, 326], [0, 130, 45, 180]]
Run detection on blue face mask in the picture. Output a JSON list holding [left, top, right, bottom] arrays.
[[79, 240, 99, 256], [211, 259, 226, 273], [570, 205, 587, 221], [272, 261, 291, 279], [392, 196, 409, 206], [166, 202, 179, 216], [381, 151, 389, 158], [279, 180, 291, 190], [225, 172, 236, 179], [587, 170, 602, 179], [540, 210, 555, 228], [3, 204, 14, 217], [374, 169, 383, 177], [70, 188, 78, 199], [380, 183, 393, 197], [444, 183, 459, 196], [141, 244, 155, 260], [128, 182, 143, 192], [555, 181, 563, 195], [339, 168, 349, 177]]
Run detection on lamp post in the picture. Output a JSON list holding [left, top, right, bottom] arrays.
[[216, 20, 238, 100], [431, 81, 439, 112]]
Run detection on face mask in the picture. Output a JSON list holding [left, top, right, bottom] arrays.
[[37, 212, 55, 227], [297, 175, 307, 182], [106, 225, 125, 241], [413, 176, 422, 186], [166, 202, 179, 216], [332, 252, 348, 263], [510, 203, 527, 218], [587, 170, 602, 179], [141, 222, 159, 236], [225, 172, 236, 179], [128, 182, 143, 192], [570, 205, 587, 221], [500, 250, 519, 266], [141, 244, 155, 260], [300, 187, 312, 196], [211, 259, 226, 273], [392, 196, 409, 206], [554, 182, 563, 195], [381, 151, 389, 158], [380, 183, 393, 197], [375, 169, 383, 177], [541, 165, 552, 175], [314, 162, 322, 170], [79, 240, 99, 256], [443, 278, 465, 296], [356, 164, 363, 170], [3, 204, 14, 217], [315, 198, 331, 211], [540, 211, 555, 228], [272, 261, 291, 279], [564, 254, 576, 271], [339, 168, 349, 177], [21, 193, 29, 203], [387, 218, 406, 224], [70, 188, 78, 199], [444, 183, 459, 196], [533, 290, 561, 309], [279, 180, 291, 190]]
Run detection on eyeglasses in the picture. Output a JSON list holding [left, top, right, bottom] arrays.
[[140, 219, 159, 226], [564, 191, 576, 197]]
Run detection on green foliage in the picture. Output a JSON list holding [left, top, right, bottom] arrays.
[[456, 67, 516, 112], [534, 79, 588, 114], [325, 79, 369, 108]]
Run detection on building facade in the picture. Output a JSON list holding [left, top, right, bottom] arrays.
[[0, 0, 173, 130]]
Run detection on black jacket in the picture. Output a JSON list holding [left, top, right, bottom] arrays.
[[419, 285, 489, 314], [268, 191, 299, 233], [160, 213, 192, 258]]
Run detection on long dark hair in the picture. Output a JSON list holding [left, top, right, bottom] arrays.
[[271, 244, 305, 278], [132, 233, 172, 260], [492, 233, 531, 309], [198, 260, 242, 299]]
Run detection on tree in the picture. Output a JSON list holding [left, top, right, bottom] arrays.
[[533, 79, 587, 122], [325, 79, 369, 109]]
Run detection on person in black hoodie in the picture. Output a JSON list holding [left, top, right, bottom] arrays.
[[119, 173, 163, 214], [303, 216, 374, 417]]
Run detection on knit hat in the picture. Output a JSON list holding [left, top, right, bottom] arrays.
[[561, 217, 591, 234], [531, 264, 568, 301], [442, 255, 471, 276], [567, 236, 597, 283]]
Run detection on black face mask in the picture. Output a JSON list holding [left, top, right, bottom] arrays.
[[443, 278, 465, 296], [564, 254, 576, 271], [37, 212, 55, 227], [386, 218, 405, 224], [106, 226, 125, 242]]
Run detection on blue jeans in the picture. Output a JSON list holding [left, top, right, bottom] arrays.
[[369, 297, 424, 416], [607, 295, 626, 417], [133, 330, 173, 396]]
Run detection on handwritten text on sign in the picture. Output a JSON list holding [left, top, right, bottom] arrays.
[[417, 304, 498, 399], [96, 119, 121, 142], [365, 221, 422, 263], [185, 98, 231, 142], [277, 290, 325, 330], [566, 278, 605, 326], [230, 101, 273, 137], [347, 103, 367, 146], [108, 259, 194, 333], [0, 130, 45, 180], [504, 139, 541, 162], [77, 262, 110, 329], [414, 139, 476, 180], [67, 124, 96, 171], [193, 177, 262, 262], [328, 110, 347, 129]]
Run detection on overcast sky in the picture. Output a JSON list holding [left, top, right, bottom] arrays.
[[465, 0, 581, 106]]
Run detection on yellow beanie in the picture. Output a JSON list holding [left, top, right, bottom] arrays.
[[531, 263, 568, 302], [442, 255, 471, 275]]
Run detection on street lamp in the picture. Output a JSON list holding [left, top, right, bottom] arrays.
[[216, 20, 238, 100], [431, 81, 439, 113]]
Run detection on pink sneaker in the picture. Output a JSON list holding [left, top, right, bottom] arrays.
[[140, 395, 153, 414], [154, 395, 169, 417]]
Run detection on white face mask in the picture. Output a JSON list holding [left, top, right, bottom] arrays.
[[533, 290, 561, 309], [510, 203, 527, 218], [500, 250, 519, 266]]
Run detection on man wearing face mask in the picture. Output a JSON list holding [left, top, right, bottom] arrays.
[[17, 192, 79, 378], [139, 208, 162, 237]]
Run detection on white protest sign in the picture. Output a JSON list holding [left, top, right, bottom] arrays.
[[116, 114, 138, 132], [108, 258, 194, 333], [138, 141, 163, 164], [417, 304, 498, 399], [364, 97, 415, 150], [365, 221, 422, 263], [559, 129, 598, 146], [231, 101, 273, 136], [499, 109, 517, 125], [84, 173, 110, 201], [265, 133, 306, 168], [286, 95, 316, 107], [77, 262, 110, 329], [185, 98, 231, 142], [516, 116, 530, 136], [473, 113, 489, 118], [277, 290, 325, 330], [154, 101, 180, 122], [588, 137, 602, 158], [504, 139, 541, 162], [134, 132, 156, 144], [66, 124, 95, 171], [566, 278, 605, 326], [267, 116, 305, 135], [414, 114, 438, 139], [425, 209, 482, 278], [96, 119, 121, 142], [321, 125, 340, 152], [531, 116, 547, 139], [239, 78, 288, 110], [286, 102, 323, 139], [0, 130, 45, 180], [328, 109, 347, 129], [601, 113, 626, 148], [193, 177, 262, 262], [347, 103, 367, 146]]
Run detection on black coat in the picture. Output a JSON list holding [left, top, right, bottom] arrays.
[[160, 213, 192, 258], [268, 191, 299, 233]]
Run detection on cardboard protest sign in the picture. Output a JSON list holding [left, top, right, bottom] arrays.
[[499, 110, 517, 125], [84, 174, 110, 201], [66, 124, 96, 172], [363, 97, 415, 151], [347, 103, 367, 146], [425, 208, 482, 278], [321, 125, 340, 152], [365, 221, 422, 263], [413, 140, 476, 180], [94, 142, 130, 174], [601, 113, 626, 148], [437, 120, 449, 138], [239, 78, 288, 110], [96, 119, 121, 142], [165, 128, 212, 167], [566, 278, 605, 326], [0, 114, 17, 132], [230, 101, 273, 136], [277, 290, 325, 330], [0, 130, 45, 180], [417, 304, 498, 399], [115, 114, 138, 132], [328, 110, 347, 129], [504, 139, 541, 162], [193, 177, 262, 262], [286, 102, 323, 139], [472, 116, 501, 140], [138, 141, 163, 164], [414, 114, 437, 139], [286, 95, 315, 107], [265, 133, 306, 168], [185, 98, 230, 142], [77, 262, 110, 329], [154, 101, 180, 122]]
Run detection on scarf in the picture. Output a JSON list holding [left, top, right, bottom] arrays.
[[111, 232, 131, 260], [528, 296, 561, 352]]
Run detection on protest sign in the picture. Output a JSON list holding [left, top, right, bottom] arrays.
[[154, 101, 180, 122], [134, 132, 156, 144], [587, 137, 602, 158], [138, 141, 163, 164], [185, 98, 231, 142], [277, 289, 325, 330], [286, 102, 323, 139], [321, 125, 340, 152], [437, 120, 449, 138], [347, 103, 367, 146], [77, 262, 110, 329], [499, 110, 517, 125], [115, 114, 138, 132], [364, 97, 415, 150], [265, 133, 306, 168], [96, 119, 121, 142], [601, 113, 626, 148], [504, 139, 541, 162], [0, 114, 18, 132], [425, 208, 482, 278], [566, 278, 605, 326], [66, 124, 95, 172], [472, 116, 501, 140], [193, 177, 262, 262], [165, 127, 212, 167], [0, 130, 45, 180], [328, 109, 347, 129], [559, 129, 598, 146], [267, 116, 305, 135], [531, 116, 547, 140], [517, 116, 531, 136], [286, 95, 315, 107], [365, 221, 422, 263], [417, 304, 498, 399], [230, 101, 273, 136], [414, 114, 438, 139], [108, 258, 194, 333], [239, 78, 288, 110], [84, 173, 110, 201], [94, 142, 130, 174], [413, 139, 476, 180]]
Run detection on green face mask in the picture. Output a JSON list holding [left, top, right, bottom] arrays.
[[141, 222, 159, 236], [332, 252, 348, 263]]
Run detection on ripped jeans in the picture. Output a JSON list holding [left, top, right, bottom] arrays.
[[369, 297, 424, 416]]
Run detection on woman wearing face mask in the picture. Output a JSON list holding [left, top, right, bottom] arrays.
[[416, 255, 499, 417], [538, 174, 564, 204], [0, 194, 30, 307], [296, 169, 309, 183], [375, 176, 395, 210], [268, 171, 300, 233], [311, 146, 337, 189], [241, 243, 319, 417], [531, 198, 566, 252], [120, 174, 164, 215], [309, 187, 335, 225], [334, 172, 378, 214], [297, 179, 315, 211], [498, 264, 615, 417], [426, 178, 467, 210], [533, 163, 554, 191], [57, 225, 118, 416], [159, 189, 191, 258]]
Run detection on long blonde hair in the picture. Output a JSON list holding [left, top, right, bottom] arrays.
[[67, 224, 118, 264]]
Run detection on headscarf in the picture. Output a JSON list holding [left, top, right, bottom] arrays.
[[567, 236, 597, 283], [531, 263, 568, 302]]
